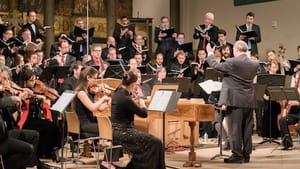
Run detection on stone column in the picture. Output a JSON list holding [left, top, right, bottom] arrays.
[[170, 0, 180, 32], [43, 0, 55, 58], [106, 0, 116, 36]]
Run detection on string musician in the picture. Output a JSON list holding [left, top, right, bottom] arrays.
[[17, 68, 61, 160], [193, 12, 219, 50], [73, 66, 111, 137], [111, 70, 165, 169], [279, 72, 300, 150]]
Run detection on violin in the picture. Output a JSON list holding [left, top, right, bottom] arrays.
[[34, 80, 59, 101]]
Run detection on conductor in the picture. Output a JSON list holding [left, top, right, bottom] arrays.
[[206, 40, 259, 163]]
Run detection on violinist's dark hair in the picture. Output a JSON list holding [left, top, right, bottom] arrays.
[[75, 66, 98, 92], [122, 70, 138, 86], [18, 68, 35, 87]]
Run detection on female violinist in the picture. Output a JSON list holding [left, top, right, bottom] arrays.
[[73, 66, 110, 137], [17, 68, 61, 160]]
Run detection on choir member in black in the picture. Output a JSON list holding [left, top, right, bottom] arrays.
[[73, 66, 110, 136], [128, 58, 138, 70], [217, 29, 233, 57], [17, 68, 61, 160], [129, 35, 150, 64], [70, 17, 91, 60], [173, 33, 195, 61], [146, 53, 164, 74], [167, 51, 191, 78], [1, 26, 17, 67], [0, 54, 5, 65], [59, 61, 83, 94], [50, 33, 74, 58], [21, 10, 44, 42], [235, 12, 261, 55], [101, 36, 116, 60], [193, 12, 219, 50], [279, 72, 300, 150], [154, 16, 177, 66], [107, 47, 119, 60], [134, 53, 144, 67], [111, 70, 165, 169], [261, 60, 281, 139], [191, 49, 209, 98], [113, 16, 135, 61]]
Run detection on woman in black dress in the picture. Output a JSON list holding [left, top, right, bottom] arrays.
[[73, 66, 110, 136], [111, 70, 165, 169]]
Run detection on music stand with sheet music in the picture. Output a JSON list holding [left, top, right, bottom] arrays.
[[148, 90, 181, 169], [39, 66, 70, 88], [104, 65, 130, 79], [50, 90, 77, 169], [257, 74, 286, 145]]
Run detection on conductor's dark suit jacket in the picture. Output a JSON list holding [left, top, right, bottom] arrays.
[[235, 24, 261, 55], [206, 53, 259, 108]]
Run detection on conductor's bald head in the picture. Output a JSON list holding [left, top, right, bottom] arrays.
[[233, 40, 248, 57]]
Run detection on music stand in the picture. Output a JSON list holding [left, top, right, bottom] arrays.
[[39, 66, 70, 88], [257, 74, 286, 145], [148, 90, 181, 169], [162, 77, 191, 93], [50, 90, 77, 169], [104, 65, 130, 79], [201, 69, 229, 160], [141, 74, 156, 89]]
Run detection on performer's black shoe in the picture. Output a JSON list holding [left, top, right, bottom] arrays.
[[244, 156, 250, 163], [51, 147, 60, 163], [281, 135, 293, 150], [224, 156, 243, 163]]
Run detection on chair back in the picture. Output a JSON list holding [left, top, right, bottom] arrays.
[[65, 111, 80, 135], [97, 115, 112, 141]]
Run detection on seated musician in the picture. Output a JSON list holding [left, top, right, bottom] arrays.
[[17, 68, 61, 160], [0, 64, 42, 169], [262, 60, 281, 139], [128, 58, 138, 70], [155, 67, 167, 84], [73, 66, 110, 137], [167, 51, 191, 78], [24, 51, 43, 77], [59, 61, 83, 94], [134, 69, 151, 99], [279, 72, 300, 150], [111, 70, 165, 169], [86, 45, 108, 77]]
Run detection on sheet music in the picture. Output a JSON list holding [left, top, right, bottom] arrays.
[[51, 90, 76, 113], [199, 80, 222, 94], [148, 90, 172, 112]]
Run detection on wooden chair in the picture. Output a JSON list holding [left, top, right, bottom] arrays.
[[65, 111, 99, 164], [96, 115, 129, 168]]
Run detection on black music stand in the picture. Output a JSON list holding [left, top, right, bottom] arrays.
[[267, 87, 300, 152], [162, 77, 191, 94], [104, 65, 130, 79], [257, 74, 286, 145], [141, 74, 156, 89], [204, 68, 224, 82], [39, 66, 70, 88], [50, 90, 77, 169]]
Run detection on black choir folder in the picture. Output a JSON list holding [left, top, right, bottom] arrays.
[[161, 28, 175, 39], [148, 90, 181, 112], [235, 25, 257, 38], [178, 42, 193, 52]]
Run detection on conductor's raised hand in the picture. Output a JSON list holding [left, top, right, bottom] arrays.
[[206, 43, 215, 53]]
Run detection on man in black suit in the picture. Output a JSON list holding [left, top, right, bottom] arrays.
[[21, 10, 44, 42], [154, 16, 177, 66], [206, 40, 259, 163], [129, 35, 150, 64], [193, 12, 219, 50], [236, 12, 261, 55], [113, 16, 135, 61]]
